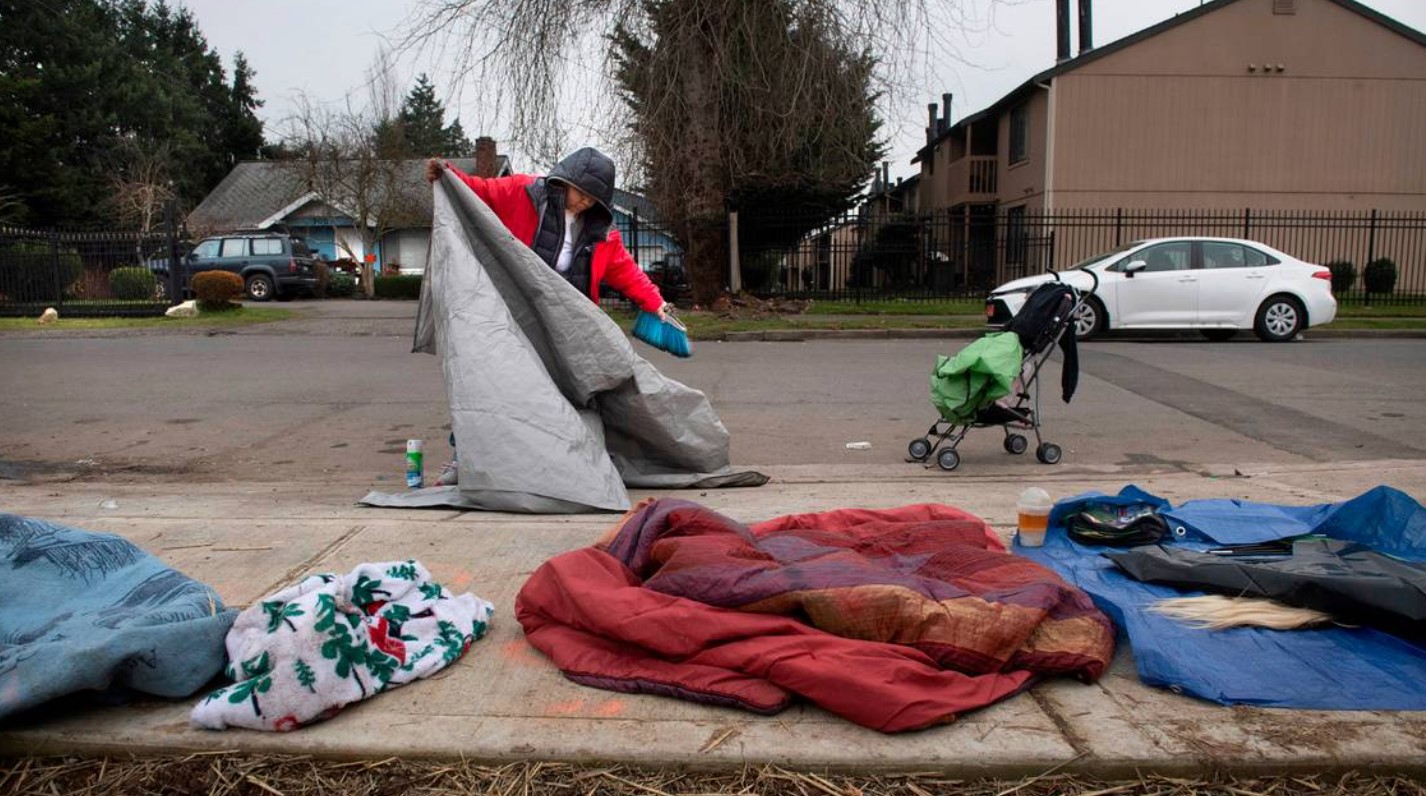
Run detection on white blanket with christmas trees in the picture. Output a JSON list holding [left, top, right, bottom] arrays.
[[191, 560, 492, 731]]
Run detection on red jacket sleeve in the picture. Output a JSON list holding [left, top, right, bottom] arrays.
[[443, 162, 537, 243], [598, 228, 665, 313]]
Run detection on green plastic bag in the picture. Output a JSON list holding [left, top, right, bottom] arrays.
[[930, 331, 1024, 423]]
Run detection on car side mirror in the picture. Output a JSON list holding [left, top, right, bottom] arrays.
[[1124, 260, 1147, 278]]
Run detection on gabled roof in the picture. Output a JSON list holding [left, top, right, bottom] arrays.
[[611, 187, 660, 221], [188, 156, 494, 232], [913, 0, 1426, 163]]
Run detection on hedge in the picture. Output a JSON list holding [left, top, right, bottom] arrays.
[[0, 241, 85, 301], [192, 270, 244, 311], [373, 274, 423, 299], [109, 266, 157, 300], [1363, 258, 1398, 296], [1325, 260, 1355, 295]]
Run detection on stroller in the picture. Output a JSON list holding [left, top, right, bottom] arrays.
[[907, 270, 1098, 472]]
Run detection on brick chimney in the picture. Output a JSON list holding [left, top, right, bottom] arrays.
[[474, 136, 498, 178]]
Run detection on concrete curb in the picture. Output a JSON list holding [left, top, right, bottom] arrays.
[[719, 327, 1426, 342]]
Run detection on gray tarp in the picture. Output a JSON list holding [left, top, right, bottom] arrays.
[[362, 172, 764, 513]]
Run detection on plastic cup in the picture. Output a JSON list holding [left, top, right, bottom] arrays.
[[1016, 487, 1053, 547]]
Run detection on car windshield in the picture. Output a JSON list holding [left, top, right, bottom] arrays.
[[1072, 242, 1140, 270]]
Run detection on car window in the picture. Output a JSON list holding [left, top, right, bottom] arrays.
[[1074, 242, 1139, 270], [1201, 242, 1248, 269], [1243, 246, 1270, 267], [250, 238, 283, 256], [220, 238, 247, 258], [192, 240, 221, 259], [1118, 242, 1191, 272]]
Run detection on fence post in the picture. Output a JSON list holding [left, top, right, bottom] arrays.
[[1114, 208, 1123, 246], [1366, 208, 1378, 264], [727, 211, 741, 294], [1048, 229, 1056, 272], [165, 198, 182, 306], [1243, 207, 1251, 239], [629, 207, 641, 266], [49, 230, 63, 311]]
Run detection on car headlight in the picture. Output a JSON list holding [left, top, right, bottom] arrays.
[[991, 287, 1035, 299]]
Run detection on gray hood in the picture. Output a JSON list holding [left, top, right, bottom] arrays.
[[547, 147, 616, 224]]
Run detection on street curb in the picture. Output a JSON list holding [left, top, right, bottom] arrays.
[[717, 327, 1426, 342]]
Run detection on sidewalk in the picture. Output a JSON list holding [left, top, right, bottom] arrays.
[[3, 460, 1425, 777]]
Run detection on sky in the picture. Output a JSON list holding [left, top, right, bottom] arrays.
[[177, 0, 1426, 185]]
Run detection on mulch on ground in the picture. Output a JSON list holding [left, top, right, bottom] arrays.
[[2, 756, 1422, 796]]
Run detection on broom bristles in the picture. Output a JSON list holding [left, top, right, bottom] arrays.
[[631, 310, 692, 358], [1149, 595, 1334, 630]]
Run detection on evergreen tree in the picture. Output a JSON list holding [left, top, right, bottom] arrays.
[[0, 0, 267, 226], [396, 74, 472, 158]]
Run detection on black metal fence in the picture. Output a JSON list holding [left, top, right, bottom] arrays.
[[0, 223, 182, 317], [738, 207, 1426, 305]]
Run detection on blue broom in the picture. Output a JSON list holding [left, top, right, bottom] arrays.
[[632, 307, 692, 358]]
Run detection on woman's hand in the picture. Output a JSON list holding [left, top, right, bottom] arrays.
[[656, 302, 670, 322], [425, 158, 445, 183]]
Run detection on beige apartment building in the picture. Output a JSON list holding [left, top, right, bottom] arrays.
[[915, 0, 1426, 216]]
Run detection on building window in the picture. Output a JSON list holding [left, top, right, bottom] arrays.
[[1009, 104, 1029, 165]]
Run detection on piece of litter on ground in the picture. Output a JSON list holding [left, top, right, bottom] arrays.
[[844, 441, 872, 450], [97, 499, 118, 510], [698, 725, 741, 754]]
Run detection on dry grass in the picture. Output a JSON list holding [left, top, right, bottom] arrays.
[[1, 756, 1423, 796]]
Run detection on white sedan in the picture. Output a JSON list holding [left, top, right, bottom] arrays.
[[985, 237, 1337, 341]]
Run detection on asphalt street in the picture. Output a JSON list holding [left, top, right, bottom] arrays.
[[1, 301, 1424, 485]]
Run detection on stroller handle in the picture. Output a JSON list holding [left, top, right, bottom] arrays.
[[1045, 265, 1100, 296]]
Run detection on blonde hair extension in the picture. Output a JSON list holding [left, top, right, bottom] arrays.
[[1149, 595, 1334, 630]]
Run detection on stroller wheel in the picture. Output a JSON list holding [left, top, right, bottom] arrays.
[[1036, 443, 1063, 465], [937, 448, 961, 471], [1004, 434, 1028, 455], [907, 438, 932, 461]]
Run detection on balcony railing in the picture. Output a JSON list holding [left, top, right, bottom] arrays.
[[948, 155, 998, 201]]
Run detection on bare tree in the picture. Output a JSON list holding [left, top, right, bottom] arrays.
[[399, 0, 985, 306], [281, 94, 426, 297], [107, 138, 177, 262]]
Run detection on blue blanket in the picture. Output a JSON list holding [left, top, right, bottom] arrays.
[[1016, 485, 1426, 709], [1, 514, 236, 721]]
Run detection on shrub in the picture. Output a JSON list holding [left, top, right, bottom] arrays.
[[1363, 258, 1398, 295], [327, 271, 357, 298], [373, 274, 423, 299], [0, 241, 85, 301], [191, 270, 244, 311], [109, 266, 157, 300], [1325, 260, 1355, 295]]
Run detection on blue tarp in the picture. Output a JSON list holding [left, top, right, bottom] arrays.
[[1, 514, 236, 721], [1016, 485, 1426, 709]]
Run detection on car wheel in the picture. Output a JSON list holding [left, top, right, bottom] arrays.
[[1074, 297, 1106, 341], [245, 274, 274, 302], [1200, 329, 1238, 342], [1254, 295, 1304, 342]]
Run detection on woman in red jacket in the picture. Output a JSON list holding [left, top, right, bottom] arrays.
[[426, 147, 669, 319], [424, 147, 670, 486]]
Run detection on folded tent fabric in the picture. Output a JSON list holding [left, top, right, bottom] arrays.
[[516, 499, 1115, 732], [192, 560, 493, 731], [363, 170, 764, 514], [931, 331, 1023, 424], [0, 514, 236, 721], [1107, 538, 1426, 638], [1017, 485, 1426, 709]]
